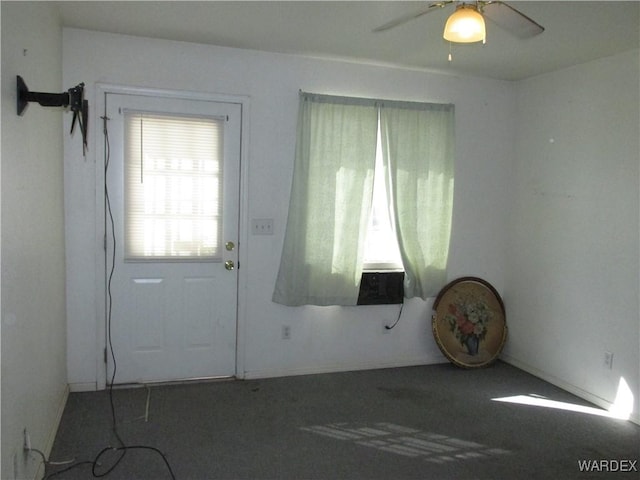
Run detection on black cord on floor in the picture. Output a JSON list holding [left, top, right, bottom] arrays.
[[93, 446, 176, 478], [45, 444, 177, 479]]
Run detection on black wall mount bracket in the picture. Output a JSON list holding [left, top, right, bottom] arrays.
[[17, 75, 89, 153]]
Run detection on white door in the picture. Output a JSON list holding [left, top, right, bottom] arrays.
[[105, 92, 241, 384]]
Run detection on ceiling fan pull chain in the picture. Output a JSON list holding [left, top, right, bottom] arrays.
[[448, 42, 452, 62]]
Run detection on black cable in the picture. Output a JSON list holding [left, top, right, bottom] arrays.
[[103, 114, 125, 449], [45, 445, 176, 479], [44, 109, 176, 480], [102, 115, 128, 475], [93, 446, 176, 478], [384, 301, 404, 330], [102, 111, 175, 479]]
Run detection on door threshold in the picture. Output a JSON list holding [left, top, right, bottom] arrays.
[[111, 375, 236, 389]]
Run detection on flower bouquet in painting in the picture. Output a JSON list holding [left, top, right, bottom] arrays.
[[444, 294, 493, 356]]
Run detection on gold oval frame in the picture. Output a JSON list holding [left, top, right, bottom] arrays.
[[432, 277, 507, 368]]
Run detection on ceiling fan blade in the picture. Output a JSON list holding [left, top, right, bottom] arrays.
[[481, 1, 544, 39], [373, 1, 453, 33]]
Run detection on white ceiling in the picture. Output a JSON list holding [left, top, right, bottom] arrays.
[[58, 1, 640, 81]]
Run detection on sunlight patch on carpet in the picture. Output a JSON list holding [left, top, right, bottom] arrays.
[[492, 379, 633, 421], [300, 422, 510, 463]]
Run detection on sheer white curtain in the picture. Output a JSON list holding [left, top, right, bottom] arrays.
[[380, 102, 455, 299], [272, 92, 378, 306]]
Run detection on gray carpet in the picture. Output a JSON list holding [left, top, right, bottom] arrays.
[[46, 362, 639, 479]]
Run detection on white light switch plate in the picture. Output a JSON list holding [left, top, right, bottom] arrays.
[[252, 218, 274, 235]]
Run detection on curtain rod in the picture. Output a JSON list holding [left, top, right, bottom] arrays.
[[298, 90, 454, 111]]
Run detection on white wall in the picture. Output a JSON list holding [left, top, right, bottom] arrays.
[[1, 3, 69, 479], [62, 28, 514, 388], [505, 50, 640, 423]]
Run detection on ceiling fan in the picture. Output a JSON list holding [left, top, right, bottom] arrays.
[[373, 1, 544, 42]]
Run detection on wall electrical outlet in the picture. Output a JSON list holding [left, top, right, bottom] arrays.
[[604, 351, 614, 370], [282, 325, 291, 340]]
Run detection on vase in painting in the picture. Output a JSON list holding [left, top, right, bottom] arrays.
[[465, 335, 479, 355]]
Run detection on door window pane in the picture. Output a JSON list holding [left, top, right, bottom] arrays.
[[124, 112, 223, 261]]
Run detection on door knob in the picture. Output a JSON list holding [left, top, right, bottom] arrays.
[[225, 241, 235, 251], [224, 260, 235, 271]]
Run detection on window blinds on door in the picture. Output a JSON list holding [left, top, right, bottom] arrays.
[[124, 112, 224, 261]]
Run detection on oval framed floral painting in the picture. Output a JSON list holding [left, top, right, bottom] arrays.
[[432, 277, 507, 368]]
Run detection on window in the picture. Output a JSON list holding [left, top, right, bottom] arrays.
[[273, 92, 454, 306], [362, 120, 403, 271], [124, 112, 223, 261]]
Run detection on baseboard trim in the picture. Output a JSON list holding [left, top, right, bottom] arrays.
[[69, 382, 98, 392], [501, 354, 639, 426], [242, 355, 446, 380], [33, 383, 69, 480]]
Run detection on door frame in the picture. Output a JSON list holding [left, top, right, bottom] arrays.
[[94, 83, 250, 390]]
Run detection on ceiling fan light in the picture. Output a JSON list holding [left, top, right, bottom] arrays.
[[443, 4, 486, 43]]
